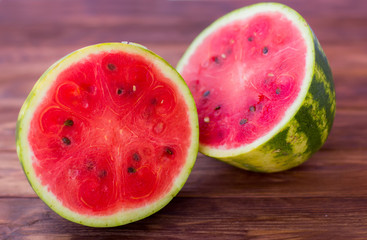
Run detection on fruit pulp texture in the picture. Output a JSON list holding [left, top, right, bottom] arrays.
[[181, 12, 307, 148], [29, 51, 192, 215]]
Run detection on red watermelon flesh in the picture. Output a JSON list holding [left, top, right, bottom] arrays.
[[180, 12, 306, 148], [28, 51, 192, 215]]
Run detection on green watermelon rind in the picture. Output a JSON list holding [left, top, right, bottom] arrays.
[[16, 42, 199, 227], [177, 3, 335, 172]]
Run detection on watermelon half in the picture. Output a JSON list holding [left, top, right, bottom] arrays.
[[177, 3, 335, 172], [16, 42, 199, 227]]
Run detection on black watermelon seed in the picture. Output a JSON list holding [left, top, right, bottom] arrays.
[[98, 170, 107, 178], [62, 137, 71, 145], [249, 106, 256, 112], [276, 88, 281, 95], [107, 63, 116, 71], [64, 119, 74, 126], [240, 119, 248, 125], [117, 88, 123, 95], [128, 167, 136, 173], [203, 90, 210, 97], [248, 36, 253, 42], [262, 47, 269, 54], [132, 152, 141, 161], [164, 147, 174, 156], [214, 105, 221, 111]]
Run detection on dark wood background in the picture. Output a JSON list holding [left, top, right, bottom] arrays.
[[1, 0, 367, 239]]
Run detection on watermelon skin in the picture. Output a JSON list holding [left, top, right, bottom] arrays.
[[177, 3, 335, 172], [16, 42, 199, 227]]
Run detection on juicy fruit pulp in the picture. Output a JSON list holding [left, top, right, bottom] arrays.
[[17, 43, 198, 226], [177, 3, 335, 172], [30, 51, 191, 215], [181, 12, 306, 148]]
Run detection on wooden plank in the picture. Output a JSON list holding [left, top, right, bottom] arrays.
[[1, 197, 367, 239]]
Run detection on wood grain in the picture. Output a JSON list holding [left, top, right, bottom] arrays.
[[1, 0, 367, 239], [2, 197, 367, 239]]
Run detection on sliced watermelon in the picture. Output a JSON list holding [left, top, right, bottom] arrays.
[[177, 3, 335, 172], [16, 42, 199, 227]]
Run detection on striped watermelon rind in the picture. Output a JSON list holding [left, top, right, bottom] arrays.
[[177, 3, 335, 172]]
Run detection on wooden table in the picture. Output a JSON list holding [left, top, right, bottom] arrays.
[[1, 0, 366, 239]]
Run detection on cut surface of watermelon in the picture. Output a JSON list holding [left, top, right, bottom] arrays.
[[177, 3, 335, 172], [17, 43, 198, 226], [180, 11, 306, 148]]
